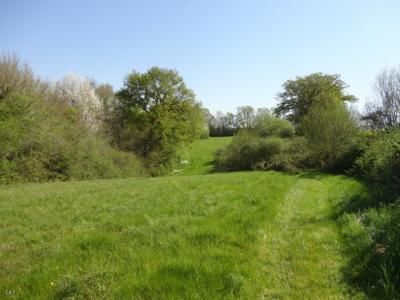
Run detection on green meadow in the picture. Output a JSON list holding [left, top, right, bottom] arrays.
[[0, 138, 366, 299]]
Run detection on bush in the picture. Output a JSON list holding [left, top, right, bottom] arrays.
[[253, 136, 310, 171], [0, 55, 147, 183], [341, 200, 400, 298], [355, 128, 400, 194], [0, 91, 146, 183], [253, 114, 295, 138], [301, 101, 358, 171], [330, 131, 374, 174], [214, 131, 310, 172], [340, 129, 400, 298]]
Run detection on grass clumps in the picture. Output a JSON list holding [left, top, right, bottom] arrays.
[[0, 171, 365, 299]]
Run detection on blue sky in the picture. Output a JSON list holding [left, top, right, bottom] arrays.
[[1, 0, 400, 113]]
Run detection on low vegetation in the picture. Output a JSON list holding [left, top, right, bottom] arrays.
[[0, 170, 367, 299], [340, 128, 400, 298]]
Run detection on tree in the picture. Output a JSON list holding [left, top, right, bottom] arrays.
[[301, 100, 358, 170], [115, 67, 204, 170], [276, 73, 356, 126], [55, 73, 102, 130], [0, 54, 47, 100], [202, 108, 214, 128], [225, 112, 236, 130], [236, 106, 255, 129], [363, 67, 400, 129], [95, 83, 116, 117], [256, 107, 272, 118], [93, 83, 119, 137]]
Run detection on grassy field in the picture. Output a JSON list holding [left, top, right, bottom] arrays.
[[174, 137, 232, 175], [0, 138, 367, 299]]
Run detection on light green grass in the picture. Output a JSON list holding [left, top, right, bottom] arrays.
[[0, 138, 367, 299], [0, 173, 366, 299], [174, 137, 232, 175]]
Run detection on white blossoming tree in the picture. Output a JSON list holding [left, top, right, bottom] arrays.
[[55, 73, 102, 130]]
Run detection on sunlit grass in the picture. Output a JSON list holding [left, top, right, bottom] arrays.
[[0, 171, 366, 299], [174, 137, 232, 175], [0, 137, 368, 299]]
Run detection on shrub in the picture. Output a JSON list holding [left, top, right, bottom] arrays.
[[214, 132, 261, 171], [301, 101, 358, 171], [340, 129, 400, 298], [341, 200, 400, 298], [214, 131, 310, 172], [0, 92, 146, 183], [355, 128, 400, 194], [330, 131, 374, 174], [0, 56, 146, 183], [253, 114, 295, 138]]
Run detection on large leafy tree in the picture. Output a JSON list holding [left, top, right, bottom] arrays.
[[115, 67, 204, 170], [276, 73, 356, 125]]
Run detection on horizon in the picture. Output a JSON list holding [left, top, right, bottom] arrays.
[[2, 0, 400, 113]]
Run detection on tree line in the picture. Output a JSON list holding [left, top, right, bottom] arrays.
[[0, 55, 206, 181], [204, 106, 273, 137]]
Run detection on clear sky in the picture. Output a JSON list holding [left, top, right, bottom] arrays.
[[1, 0, 400, 113]]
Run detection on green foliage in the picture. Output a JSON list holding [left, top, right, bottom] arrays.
[[115, 67, 205, 172], [215, 131, 310, 172], [339, 130, 400, 299], [253, 113, 295, 138], [253, 136, 310, 171], [0, 92, 146, 183], [0, 54, 47, 100], [341, 200, 400, 298], [355, 128, 400, 193], [276, 73, 356, 125], [301, 101, 358, 171], [0, 56, 146, 183]]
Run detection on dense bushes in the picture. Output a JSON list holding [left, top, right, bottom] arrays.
[[215, 116, 310, 172], [0, 91, 145, 183], [341, 199, 400, 298], [355, 128, 400, 193], [253, 114, 295, 138], [338, 128, 400, 298], [0, 55, 146, 183], [0, 57, 211, 182], [215, 133, 309, 172]]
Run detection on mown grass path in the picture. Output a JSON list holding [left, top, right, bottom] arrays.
[[258, 176, 365, 299]]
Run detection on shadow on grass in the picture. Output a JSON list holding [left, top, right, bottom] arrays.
[[334, 184, 400, 299]]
